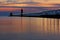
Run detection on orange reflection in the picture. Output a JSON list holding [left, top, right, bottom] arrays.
[[0, 17, 60, 35]]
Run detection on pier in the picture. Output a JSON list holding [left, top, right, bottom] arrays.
[[10, 8, 23, 17]]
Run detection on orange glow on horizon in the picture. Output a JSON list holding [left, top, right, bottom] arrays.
[[0, 3, 56, 7], [0, 8, 21, 11]]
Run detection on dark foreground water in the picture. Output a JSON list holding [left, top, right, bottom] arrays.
[[0, 17, 60, 40]]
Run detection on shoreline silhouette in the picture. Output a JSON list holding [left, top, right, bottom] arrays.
[[9, 9, 60, 18]]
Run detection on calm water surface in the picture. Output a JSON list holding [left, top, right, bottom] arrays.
[[0, 17, 60, 40]]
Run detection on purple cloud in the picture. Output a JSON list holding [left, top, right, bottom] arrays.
[[52, 4, 60, 7]]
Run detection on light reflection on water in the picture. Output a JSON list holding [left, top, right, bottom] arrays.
[[0, 17, 60, 40]]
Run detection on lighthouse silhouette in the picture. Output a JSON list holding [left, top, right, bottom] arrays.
[[21, 8, 23, 17]]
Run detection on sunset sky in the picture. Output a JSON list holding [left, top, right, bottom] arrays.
[[0, 0, 60, 3], [0, 0, 60, 7]]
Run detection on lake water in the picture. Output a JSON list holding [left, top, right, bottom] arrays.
[[0, 17, 60, 40]]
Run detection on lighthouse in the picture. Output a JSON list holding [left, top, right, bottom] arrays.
[[21, 9, 23, 17]]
